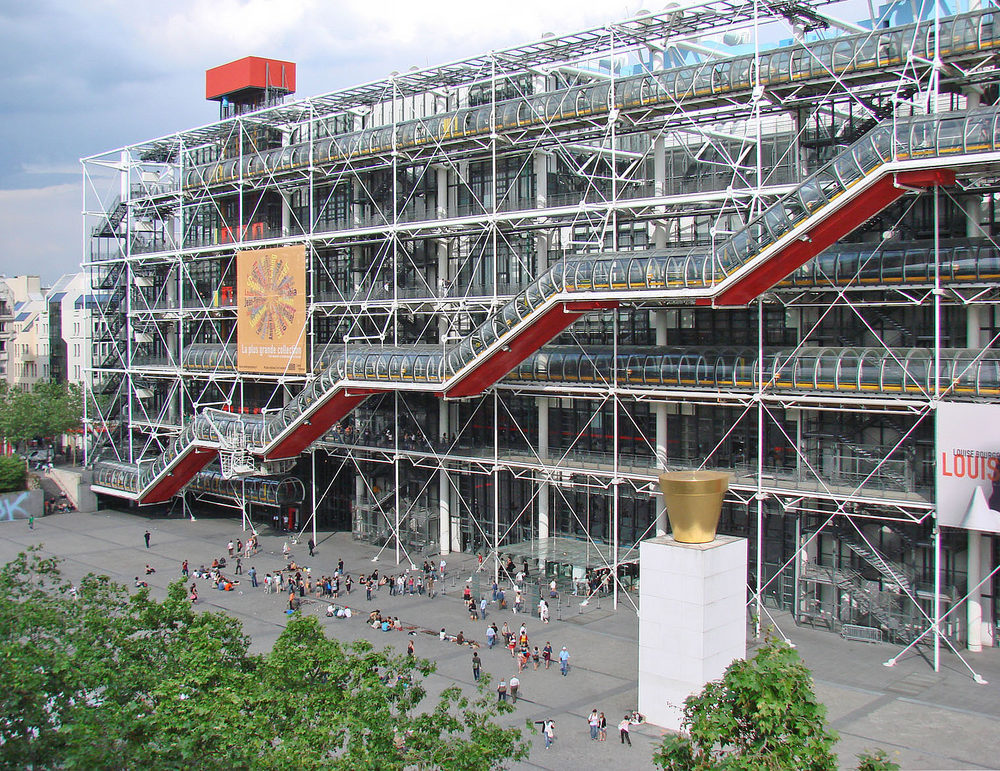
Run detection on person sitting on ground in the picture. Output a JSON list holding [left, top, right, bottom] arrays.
[[211, 558, 219, 569], [144, 564, 155, 575], [393, 617, 402, 631], [455, 630, 465, 645], [326, 603, 335, 617], [134, 577, 148, 588], [440, 628, 447, 641]]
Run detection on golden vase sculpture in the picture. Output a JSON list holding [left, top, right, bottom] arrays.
[[658, 470, 730, 544]]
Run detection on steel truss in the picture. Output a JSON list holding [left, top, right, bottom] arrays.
[[84, 0, 1000, 674]]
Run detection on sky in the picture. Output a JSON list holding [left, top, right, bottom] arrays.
[[0, 0, 635, 285]]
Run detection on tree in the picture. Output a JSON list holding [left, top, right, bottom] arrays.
[[0, 550, 529, 769], [653, 637, 839, 771], [0, 381, 82, 448], [0, 453, 27, 492]]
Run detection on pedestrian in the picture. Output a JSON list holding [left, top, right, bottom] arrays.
[[308, 538, 315, 557], [181, 559, 189, 577], [407, 640, 414, 657], [226, 539, 233, 556], [235, 557, 242, 575], [338, 558, 344, 574], [189, 582, 198, 603], [497, 678, 507, 703], [472, 651, 482, 681], [480, 596, 488, 620], [236, 538, 242, 555], [28, 514, 34, 530], [559, 646, 570, 676], [549, 578, 558, 598], [543, 719, 555, 749], [542, 641, 552, 669], [509, 674, 520, 704], [144, 530, 150, 549], [598, 712, 607, 741], [249, 566, 258, 587], [589, 709, 599, 740], [618, 715, 632, 747], [532, 646, 540, 670], [366, 580, 373, 602], [486, 624, 497, 649]]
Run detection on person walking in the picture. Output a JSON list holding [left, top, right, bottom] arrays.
[[227, 539, 234, 557], [509, 675, 520, 704], [497, 678, 507, 703], [598, 712, 607, 741], [249, 566, 258, 587], [308, 538, 315, 557], [472, 651, 482, 681], [181, 559, 189, 577], [144, 530, 151, 549], [559, 646, 570, 676], [543, 719, 555, 749], [235, 557, 242, 575], [588, 709, 599, 740], [486, 624, 496, 649], [479, 596, 488, 620], [618, 715, 632, 747], [407, 640, 414, 657], [28, 514, 34, 530]]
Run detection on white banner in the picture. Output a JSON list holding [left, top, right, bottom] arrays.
[[936, 402, 1000, 533]]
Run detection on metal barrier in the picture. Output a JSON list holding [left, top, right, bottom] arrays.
[[841, 624, 883, 644]]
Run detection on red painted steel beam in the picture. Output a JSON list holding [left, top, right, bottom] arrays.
[[445, 300, 619, 398], [708, 168, 956, 307], [141, 447, 218, 504], [265, 390, 376, 460]]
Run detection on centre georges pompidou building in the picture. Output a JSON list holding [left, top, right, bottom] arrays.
[[84, 0, 1000, 660]]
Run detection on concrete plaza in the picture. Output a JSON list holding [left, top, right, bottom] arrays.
[[4, 508, 999, 770]]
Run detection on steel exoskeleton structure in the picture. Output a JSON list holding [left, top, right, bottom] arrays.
[[83, 0, 1000, 669]]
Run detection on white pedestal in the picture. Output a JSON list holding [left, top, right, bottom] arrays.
[[638, 534, 747, 732]]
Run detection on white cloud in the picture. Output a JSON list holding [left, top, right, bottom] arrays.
[[0, 185, 82, 284]]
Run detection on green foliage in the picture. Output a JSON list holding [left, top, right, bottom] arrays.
[[0, 453, 26, 492], [653, 638, 839, 771], [0, 381, 83, 445], [856, 748, 900, 771], [0, 550, 528, 770]]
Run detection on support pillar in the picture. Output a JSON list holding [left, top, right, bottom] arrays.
[[969, 529, 983, 652], [439, 398, 451, 555], [654, 310, 669, 535], [639, 535, 748, 730], [538, 397, 550, 547]]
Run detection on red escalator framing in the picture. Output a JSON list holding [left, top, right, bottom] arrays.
[[706, 169, 956, 307], [265, 389, 378, 460], [141, 447, 219, 504], [445, 300, 619, 398]]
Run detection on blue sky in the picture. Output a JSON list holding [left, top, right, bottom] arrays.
[[0, 0, 885, 284]]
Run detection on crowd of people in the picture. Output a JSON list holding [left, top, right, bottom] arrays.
[[160, 533, 644, 755]]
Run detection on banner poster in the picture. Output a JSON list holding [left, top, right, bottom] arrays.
[[236, 245, 307, 375], [936, 402, 1000, 533]]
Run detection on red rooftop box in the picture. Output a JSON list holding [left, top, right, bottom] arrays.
[[206, 57, 296, 101]]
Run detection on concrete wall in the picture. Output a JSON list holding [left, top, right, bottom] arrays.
[[0, 489, 43, 520], [49, 467, 98, 513]]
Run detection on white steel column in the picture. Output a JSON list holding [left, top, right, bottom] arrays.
[[966, 267, 984, 652], [654, 310, 668, 536], [968, 529, 983, 651], [538, 397, 550, 544], [439, 398, 451, 555]]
